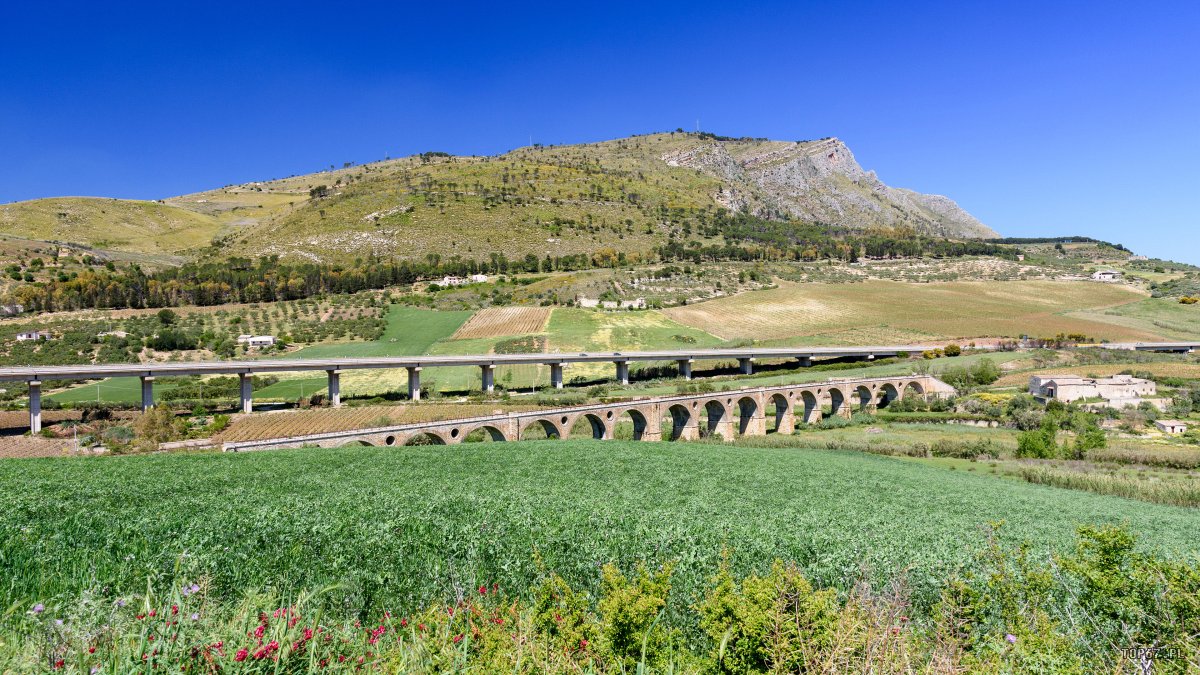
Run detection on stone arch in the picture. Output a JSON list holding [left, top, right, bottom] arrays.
[[769, 392, 792, 433], [665, 403, 695, 441], [827, 387, 849, 418], [702, 399, 731, 439], [521, 418, 561, 440], [854, 385, 874, 411], [568, 412, 609, 440], [799, 389, 821, 424], [463, 425, 508, 443], [736, 396, 761, 436], [404, 431, 445, 446], [876, 383, 900, 409], [902, 380, 926, 400], [614, 408, 651, 441]]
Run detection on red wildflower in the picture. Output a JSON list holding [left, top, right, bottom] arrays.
[[136, 614, 145, 620], [580, 639, 589, 649], [400, 618, 408, 627], [254, 624, 266, 638], [53, 660, 64, 670], [149, 609, 157, 617], [418, 623, 426, 632], [447, 607, 455, 617], [453, 634, 463, 644], [234, 649, 248, 662], [304, 627, 314, 641], [891, 627, 901, 635], [478, 585, 487, 595], [171, 605, 178, 615], [88, 646, 96, 654]]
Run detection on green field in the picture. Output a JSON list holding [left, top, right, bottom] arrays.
[[47, 377, 177, 405], [295, 306, 472, 358], [4, 442, 1197, 626]]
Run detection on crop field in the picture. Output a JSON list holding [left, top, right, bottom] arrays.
[[450, 306, 551, 339], [663, 280, 1163, 343], [3, 442, 1198, 633], [994, 361, 1200, 387], [213, 403, 543, 443], [1067, 297, 1200, 341], [295, 306, 471, 358]]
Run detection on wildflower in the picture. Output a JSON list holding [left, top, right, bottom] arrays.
[[190, 584, 200, 594], [191, 613, 200, 621], [399, 618, 408, 627], [580, 639, 589, 649], [55, 619, 64, 626], [418, 623, 426, 632], [54, 660, 64, 669], [478, 585, 487, 595], [1005, 633, 1017, 644], [453, 634, 463, 644], [171, 605, 178, 615], [234, 648, 248, 662], [116, 599, 126, 608], [88, 646, 96, 654], [33, 604, 45, 614], [891, 627, 900, 635], [303, 627, 314, 640], [148, 609, 157, 618], [899, 615, 909, 623]]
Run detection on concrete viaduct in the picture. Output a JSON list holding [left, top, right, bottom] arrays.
[[0, 345, 935, 434], [1099, 342, 1200, 354], [222, 374, 955, 451]]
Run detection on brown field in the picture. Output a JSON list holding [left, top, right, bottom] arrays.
[[995, 363, 1200, 388], [451, 306, 551, 340], [663, 280, 1161, 344], [0, 434, 77, 459], [214, 403, 543, 443]]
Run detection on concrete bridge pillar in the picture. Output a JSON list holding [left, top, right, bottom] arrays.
[[550, 363, 564, 389], [738, 358, 754, 375], [326, 370, 341, 406], [28, 380, 41, 434], [239, 373, 253, 414], [677, 359, 693, 380], [798, 356, 812, 367], [140, 376, 155, 412], [615, 360, 630, 385], [480, 365, 495, 393], [407, 367, 422, 401]]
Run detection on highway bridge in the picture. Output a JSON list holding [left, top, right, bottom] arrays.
[[1098, 342, 1200, 353], [0, 345, 934, 434]]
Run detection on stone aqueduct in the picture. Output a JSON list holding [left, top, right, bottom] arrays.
[[222, 374, 954, 451]]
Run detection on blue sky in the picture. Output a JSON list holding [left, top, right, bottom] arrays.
[[2, 1, 1197, 263]]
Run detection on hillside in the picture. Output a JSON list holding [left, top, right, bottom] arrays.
[[0, 132, 996, 264], [0, 197, 221, 257]]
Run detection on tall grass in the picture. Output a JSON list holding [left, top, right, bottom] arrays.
[[1088, 443, 1200, 470], [1018, 466, 1200, 507]]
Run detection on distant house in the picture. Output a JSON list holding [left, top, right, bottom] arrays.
[[97, 330, 128, 339], [15, 330, 49, 342], [468, 274, 489, 283], [1029, 374, 1156, 406], [1155, 420, 1189, 435], [236, 334, 276, 348], [1091, 270, 1123, 282]]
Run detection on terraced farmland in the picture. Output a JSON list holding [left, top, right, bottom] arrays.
[[663, 279, 1162, 343]]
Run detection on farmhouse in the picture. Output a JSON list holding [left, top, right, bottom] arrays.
[[15, 330, 49, 342], [236, 334, 276, 348], [1029, 373, 1156, 406], [1091, 270, 1123, 282], [1155, 420, 1189, 435]]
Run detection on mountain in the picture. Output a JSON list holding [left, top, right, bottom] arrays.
[[0, 132, 996, 264]]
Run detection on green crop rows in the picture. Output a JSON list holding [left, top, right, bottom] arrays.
[[3, 442, 1198, 629]]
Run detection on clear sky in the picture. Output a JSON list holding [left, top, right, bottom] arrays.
[[2, 1, 1197, 263]]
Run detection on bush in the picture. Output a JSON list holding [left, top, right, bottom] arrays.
[[943, 343, 962, 357]]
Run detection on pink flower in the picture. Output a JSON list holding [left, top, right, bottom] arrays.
[[234, 649, 248, 662], [1005, 633, 1017, 644]]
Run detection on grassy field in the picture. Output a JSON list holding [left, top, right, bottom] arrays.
[[3, 441, 1197, 627], [1067, 296, 1200, 341], [295, 306, 471, 359], [0, 197, 221, 255], [663, 279, 1163, 343], [994, 361, 1200, 387]]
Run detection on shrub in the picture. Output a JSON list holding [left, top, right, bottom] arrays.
[[943, 343, 962, 357]]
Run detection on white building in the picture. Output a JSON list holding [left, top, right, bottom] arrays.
[[237, 334, 277, 348], [469, 274, 489, 283], [1155, 420, 1188, 435], [15, 331, 48, 342], [1091, 270, 1123, 282], [1029, 373, 1156, 406]]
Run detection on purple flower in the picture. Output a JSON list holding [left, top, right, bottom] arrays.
[[116, 599, 126, 608], [191, 613, 200, 621], [32, 604, 44, 614], [1005, 633, 1017, 644], [190, 584, 200, 593], [55, 619, 63, 626]]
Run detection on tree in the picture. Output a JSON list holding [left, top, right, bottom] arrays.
[[132, 405, 182, 452], [943, 343, 962, 357], [1017, 416, 1060, 458], [156, 308, 177, 325]]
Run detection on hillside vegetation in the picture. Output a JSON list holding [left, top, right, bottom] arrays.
[[0, 132, 996, 265]]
